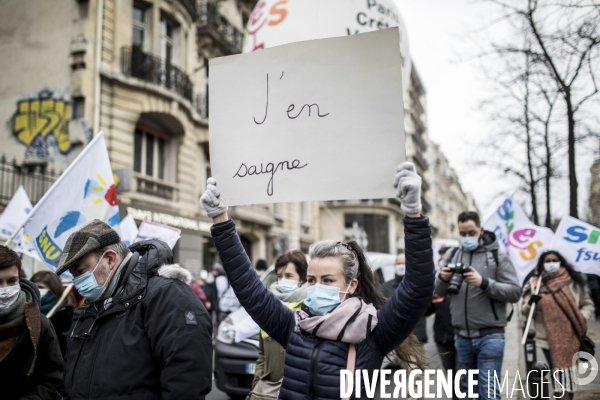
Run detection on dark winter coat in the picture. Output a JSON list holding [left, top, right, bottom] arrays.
[[1, 279, 63, 400], [382, 275, 428, 343], [48, 304, 73, 356], [425, 297, 454, 344], [63, 240, 213, 400], [212, 216, 435, 400]]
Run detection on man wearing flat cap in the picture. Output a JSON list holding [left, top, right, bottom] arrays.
[[59, 219, 212, 400]]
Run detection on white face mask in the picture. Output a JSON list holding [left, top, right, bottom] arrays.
[[395, 264, 406, 276], [544, 261, 561, 274], [0, 285, 20, 310], [38, 288, 49, 297]]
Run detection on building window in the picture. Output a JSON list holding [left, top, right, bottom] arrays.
[[134, 126, 168, 180], [133, 4, 149, 50], [160, 15, 177, 64]]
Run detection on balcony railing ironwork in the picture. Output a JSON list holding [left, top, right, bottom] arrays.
[[197, 0, 244, 54], [121, 46, 193, 102], [0, 155, 61, 209]]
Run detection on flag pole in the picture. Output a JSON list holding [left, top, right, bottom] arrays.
[[4, 132, 105, 250], [46, 284, 74, 318], [521, 277, 543, 345], [3, 223, 24, 247]]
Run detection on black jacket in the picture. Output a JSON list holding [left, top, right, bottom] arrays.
[[212, 216, 435, 400], [382, 275, 429, 343], [64, 240, 213, 400], [1, 279, 63, 400]]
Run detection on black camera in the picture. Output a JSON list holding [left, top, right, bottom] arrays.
[[447, 262, 470, 294]]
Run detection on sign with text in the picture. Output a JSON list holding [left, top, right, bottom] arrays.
[[209, 28, 405, 206], [552, 216, 600, 276], [134, 221, 181, 250]]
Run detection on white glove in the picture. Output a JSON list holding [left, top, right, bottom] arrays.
[[393, 162, 422, 215], [200, 178, 228, 218]]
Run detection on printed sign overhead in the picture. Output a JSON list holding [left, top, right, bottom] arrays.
[[134, 221, 181, 250], [210, 28, 406, 206], [552, 216, 600, 276], [243, 0, 411, 96]]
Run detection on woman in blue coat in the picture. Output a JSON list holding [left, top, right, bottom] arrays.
[[201, 163, 435, 399]]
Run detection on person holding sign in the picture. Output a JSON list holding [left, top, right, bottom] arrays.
[[521, 250, 595, 398], [201, 162, 434, 399]]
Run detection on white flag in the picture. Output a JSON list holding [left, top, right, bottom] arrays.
[[134, 221, 181, 250], [120, 214, 138, 247], [0, 186, 41, 261], [0, 186, 32, 242], [484, 197, 554, 285], [552, 216, 600, 276], [24, 132, 120, 272]]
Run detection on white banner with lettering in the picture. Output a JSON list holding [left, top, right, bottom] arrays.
[[483, 198, 554, 285], [243, 0, 411, 96], [552, 216, 600, 276], [210, 28, 405, 206]]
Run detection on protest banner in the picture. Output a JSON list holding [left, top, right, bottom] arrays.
[[0, 186, 41, 261], [210, 28, 405, 206], [23, 132, 120, 272], [552, 216, 600, 276], [483, 197, 554, 285], [120, 214, 138, 246], [134, 221, 181, 249], [243, 0, 411, 96]]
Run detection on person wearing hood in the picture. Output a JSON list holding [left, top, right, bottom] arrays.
[[201, 162, 435, 400], [30, 270, 75, 356], [58, 219, 213, 400], [521, 250, 594, 399], [0, 245, 63, 400], [436, 211, 521, 400], [250, 250, 308, 398]]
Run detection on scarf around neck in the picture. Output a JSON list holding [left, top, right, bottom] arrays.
[[532, 267, 586, 390], [294, 297, 378, 344], [40, 293, 58, 315]]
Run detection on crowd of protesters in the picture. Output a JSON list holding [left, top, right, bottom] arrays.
[[1, 162, 598, 400]]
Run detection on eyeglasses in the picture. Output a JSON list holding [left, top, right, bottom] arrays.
[[70, 313, 100, 339]]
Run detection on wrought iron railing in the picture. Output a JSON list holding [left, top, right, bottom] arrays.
[[195, 93, 209, 119], [0, 155, 61, 209], [197, 0, 244, 54], [121, 46, 193, 102]]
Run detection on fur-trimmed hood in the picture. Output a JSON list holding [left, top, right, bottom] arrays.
[[157, 264, 192, 284]]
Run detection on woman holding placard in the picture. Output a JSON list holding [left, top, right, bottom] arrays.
[[521, 250, 594, 398], [201, 162, 434, 399]]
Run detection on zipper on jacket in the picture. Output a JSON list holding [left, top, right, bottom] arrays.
[[309, 339, 324, 400]]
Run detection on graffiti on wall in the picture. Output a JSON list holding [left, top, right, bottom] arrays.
[[11, 89, 74, 159]]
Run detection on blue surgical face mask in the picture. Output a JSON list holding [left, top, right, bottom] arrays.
[[72, 253, 110, 302], [460, 236, 480, 251], [305, 283, 351, 316], [275, 279, 298, 294]]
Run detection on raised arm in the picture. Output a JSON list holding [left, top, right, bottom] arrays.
[[370, 163, 435, 354], [371, 215, 435, 354], [202, 179, 295, 348]]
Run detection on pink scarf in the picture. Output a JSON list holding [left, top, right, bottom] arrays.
[[294, 297, 378, 344]]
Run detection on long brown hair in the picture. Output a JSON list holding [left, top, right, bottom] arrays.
[[31, 270, 74, 307]]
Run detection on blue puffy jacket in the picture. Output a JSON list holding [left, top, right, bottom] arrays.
[[212, 216, 434, 400]]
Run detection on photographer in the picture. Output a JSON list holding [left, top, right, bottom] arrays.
[[435, 211, 521, 400]]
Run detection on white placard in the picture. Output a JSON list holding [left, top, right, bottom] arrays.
[[209, 28, 405, 206], [134, 220, 181, 250]]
